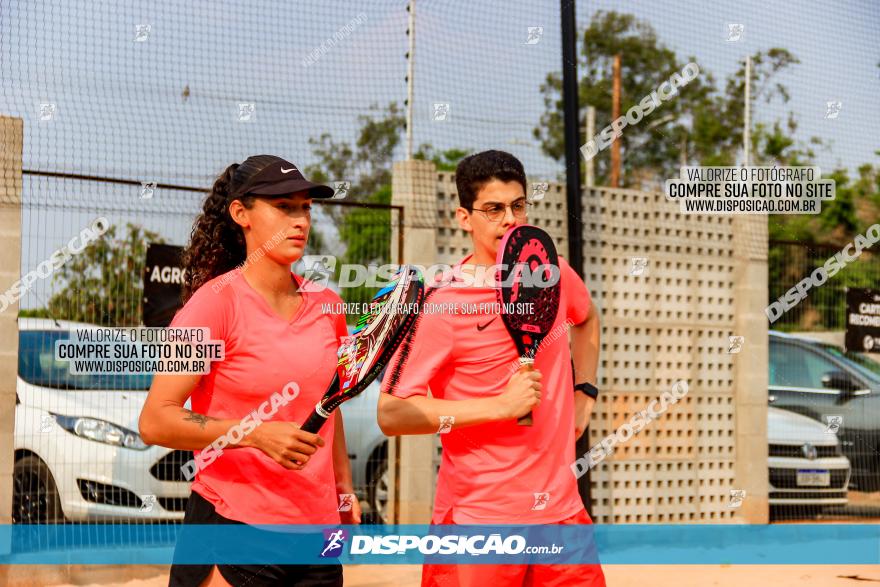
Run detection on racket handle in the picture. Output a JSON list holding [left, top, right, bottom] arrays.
[[517, 361, 534, 426], [301, 409, 328, 434]]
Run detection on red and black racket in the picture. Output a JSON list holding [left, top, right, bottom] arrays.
[[301, 265, 424, 434], [496, 224, 561, 426]]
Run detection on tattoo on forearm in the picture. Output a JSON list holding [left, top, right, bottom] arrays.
[[181, 409, 214, 430]]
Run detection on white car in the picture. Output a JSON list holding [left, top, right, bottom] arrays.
[[768, 406, 850, 510], [13, 318, 190, 523], [340, 377, 390, 524]]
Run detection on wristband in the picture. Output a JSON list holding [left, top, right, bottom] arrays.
[[574, 382, 599, 399]]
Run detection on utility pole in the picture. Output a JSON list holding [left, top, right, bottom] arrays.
[[585, 106, 595, 187], [610, 54, 622, 187], [743, 55, 751, 167]]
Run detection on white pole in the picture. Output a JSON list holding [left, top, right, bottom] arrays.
[[743, 55, 751, 167], [585, 106, 595, 187], [406, 0, 416, 160]]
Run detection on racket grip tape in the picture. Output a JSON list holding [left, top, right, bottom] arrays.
[[301, 407, 330, 434], [517, 361, 534, 426]]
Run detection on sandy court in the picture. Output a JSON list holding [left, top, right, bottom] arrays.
[[5, 564, 880, 587], [6, 498, 880, 587]]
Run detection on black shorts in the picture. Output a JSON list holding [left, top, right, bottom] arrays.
[[168, 491, 343, 587]]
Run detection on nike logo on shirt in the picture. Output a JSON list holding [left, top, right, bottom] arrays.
[[476, 318, 496, 331]]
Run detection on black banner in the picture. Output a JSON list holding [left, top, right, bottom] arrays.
[[143, 243, 185, 327], [845, 287, 880, 353]]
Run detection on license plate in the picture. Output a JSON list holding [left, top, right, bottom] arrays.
[[797, 469, 830, 487]]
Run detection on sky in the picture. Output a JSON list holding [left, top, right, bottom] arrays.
[[1, 0, 877, 307]]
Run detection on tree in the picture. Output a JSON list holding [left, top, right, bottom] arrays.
[[303, 104, 405, 309], [304, 104, 470, 311], [36, 223, 165, 326], [414, 145, 469, 171], [534, 11, 811, 186], [536, 11, 710, 185], [770, 160, 880, 245], [305, 103, 406, 215], [767, 161, 880, 331]]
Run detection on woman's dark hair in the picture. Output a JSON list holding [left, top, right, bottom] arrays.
[[454, 150, 527, 209], [181, 156, 277, 302]]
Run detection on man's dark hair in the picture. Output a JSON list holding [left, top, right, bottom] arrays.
[[454, 150, 527, 209]]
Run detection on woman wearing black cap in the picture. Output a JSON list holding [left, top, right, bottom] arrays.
[[140, 155, 357, 586]]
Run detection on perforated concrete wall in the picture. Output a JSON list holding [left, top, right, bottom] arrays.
[[581, 186, 747, 523]]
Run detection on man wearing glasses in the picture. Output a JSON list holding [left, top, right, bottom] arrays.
[[378, 150, 605, 587]]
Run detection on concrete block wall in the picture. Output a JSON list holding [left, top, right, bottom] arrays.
[[581, 186, 767, 523]]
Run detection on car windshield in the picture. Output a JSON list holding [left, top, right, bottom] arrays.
[[820, 344, 880, 386], [18, 330, 153, 391]]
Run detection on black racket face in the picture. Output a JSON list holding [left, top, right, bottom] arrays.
[[495, 225, 561, 357], [320, 266, 423, 413]]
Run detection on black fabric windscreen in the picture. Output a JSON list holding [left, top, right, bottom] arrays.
[[143, 243, 185, 328]]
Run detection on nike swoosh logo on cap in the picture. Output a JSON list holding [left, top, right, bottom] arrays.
[[280, 167, 296, 174]]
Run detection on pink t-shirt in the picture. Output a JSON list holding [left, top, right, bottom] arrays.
[[382, 256, 592, 524], [169, 267, 347, 525]]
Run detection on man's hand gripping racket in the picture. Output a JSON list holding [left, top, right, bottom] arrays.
[[496, 225, 561, 426], [300, 265, 424, 435]]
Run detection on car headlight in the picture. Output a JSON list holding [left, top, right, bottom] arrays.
[[51, 414, 149, 450]]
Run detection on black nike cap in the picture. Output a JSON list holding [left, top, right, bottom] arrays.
[[229, 154, 335, 200]]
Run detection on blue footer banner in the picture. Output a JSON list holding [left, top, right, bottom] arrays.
[[1, 524, 878, 565]]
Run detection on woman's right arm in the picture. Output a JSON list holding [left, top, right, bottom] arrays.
[[139, 373, 324, 469], [139, 373, 242, 449]]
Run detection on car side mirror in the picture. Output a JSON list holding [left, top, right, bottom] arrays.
[[821, 370, 858, 393]]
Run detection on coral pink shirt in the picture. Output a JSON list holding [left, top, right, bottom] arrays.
[[170, 268, 347, 525], [382, 256, 592, 524]]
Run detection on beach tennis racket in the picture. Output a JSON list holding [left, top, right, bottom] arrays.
[[496, 225, 561, 426], [301, 265, 424, 434]]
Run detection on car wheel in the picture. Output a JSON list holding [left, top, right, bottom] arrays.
[[368, 456, 389, 525], [13, 456, 64, 524]]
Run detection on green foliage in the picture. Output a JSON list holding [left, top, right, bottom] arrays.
[[770, 241, 880, 332], [536, 11, 712, 183], [304, 104, 404, 314], [305, 102, 406, 218], [18, 307, 54, 319], [414, 145, 469, 171], [533, 10, 879, 333], [337, 184, 393, 309], [339, 185, 392, 264], [771, 162, 880, 246], [305, 104, 470, 318], [535, 11, 815, 186], [769, 164, 880, 331], [41, 223, 165, 327]]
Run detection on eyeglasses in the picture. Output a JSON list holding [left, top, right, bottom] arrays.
[[469, 199, 532, 223]]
